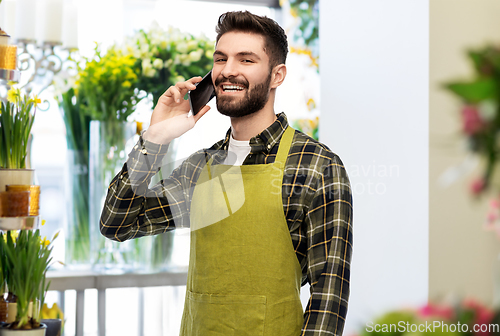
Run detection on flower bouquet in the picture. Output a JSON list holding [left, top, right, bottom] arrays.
[[444, 45, 500, 197], [73, 44, 144, 269], [443, 45, 500, 237], [121, 22, 214, 106]]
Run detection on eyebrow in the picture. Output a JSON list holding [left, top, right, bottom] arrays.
[[213, 50, 261, 60]]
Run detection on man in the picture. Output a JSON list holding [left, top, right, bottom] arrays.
[[101, 11, 353, 336]]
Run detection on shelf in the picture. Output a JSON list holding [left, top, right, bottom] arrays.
[[0, 216, 40, 230]]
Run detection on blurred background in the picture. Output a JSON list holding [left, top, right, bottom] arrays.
[[3, 0, 500, 335]]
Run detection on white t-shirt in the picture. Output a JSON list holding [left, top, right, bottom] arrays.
[[223, 135, 251, 166]]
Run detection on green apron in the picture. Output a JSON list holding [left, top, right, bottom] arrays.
[[179, 126, 303, 336]]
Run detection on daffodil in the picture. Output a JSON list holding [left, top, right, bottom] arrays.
[[41, 303, 64, 322], [6, 87, 19, 103], [30, 95, 42, 107]]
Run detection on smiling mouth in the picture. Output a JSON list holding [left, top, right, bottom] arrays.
[[222, 84, 245, 93]]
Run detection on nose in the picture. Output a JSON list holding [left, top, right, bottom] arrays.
[[220, 59, 238, 78]]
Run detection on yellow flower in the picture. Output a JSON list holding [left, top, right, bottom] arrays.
[[122, 81, 131, 88], [29, 95, 41, 107], [136, 121, 143, 135], [307, 98, 316, 111], [5, 230, 19, 242], [41, 303, 64, 323], [7, 87, 19, 104]]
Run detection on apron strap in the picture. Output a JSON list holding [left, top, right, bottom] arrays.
[[275, 126, 295, 165]]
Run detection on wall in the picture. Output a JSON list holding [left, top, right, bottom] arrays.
[[429, 0, 500, 304], [319, 0, 429, 333]]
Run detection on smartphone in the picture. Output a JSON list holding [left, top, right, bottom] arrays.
[[189, 71, 215, 115]]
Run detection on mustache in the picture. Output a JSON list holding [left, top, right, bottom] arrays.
[[214, 75, 249, 88]]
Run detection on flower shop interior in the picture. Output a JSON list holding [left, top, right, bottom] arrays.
[[0, 0, 499, 335]]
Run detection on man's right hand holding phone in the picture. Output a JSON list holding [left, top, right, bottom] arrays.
[[143, 76, 211, 145]]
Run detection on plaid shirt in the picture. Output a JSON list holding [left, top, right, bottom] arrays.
[[100, 112, 353, 336]]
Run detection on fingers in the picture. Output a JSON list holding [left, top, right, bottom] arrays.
[[193, 105, 211, 123], [163, 76, 203, 103]]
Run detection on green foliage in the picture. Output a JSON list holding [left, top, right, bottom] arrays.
[[0, 230, 56, 329], [289, 0, 319, 49], [0, 89, 38, 169], [58, 87, 91, 264]]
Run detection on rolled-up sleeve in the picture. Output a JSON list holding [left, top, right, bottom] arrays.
[[99, 136, 190, 242]]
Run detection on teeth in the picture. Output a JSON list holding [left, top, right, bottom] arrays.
[[223, 85, 244, 92]]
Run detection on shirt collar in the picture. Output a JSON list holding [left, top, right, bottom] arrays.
[[219, 112, 289, 154]]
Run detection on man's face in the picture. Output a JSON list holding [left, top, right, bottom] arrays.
[[212, 32, 273, 118]]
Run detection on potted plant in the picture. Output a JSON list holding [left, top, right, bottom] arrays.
[[0, 229, 56, 334], [0, 87, 39, 192]]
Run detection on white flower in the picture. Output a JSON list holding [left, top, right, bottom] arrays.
[[141, 43, 149, 55], [177, 42, 188, 54], [187, 40, 198, 51], [144, 67, 156, 78], [174, 54, 182, 65], [142, 58, 152, 69], [188, 50, 202, 63], [138, 36, 147, 47], [151, 38, 161, 47], [164, 59, 173, 68], [205, 49, 214, 59], [478, 100, 497, 122], [178, 54, 190, 66], [153, 58, 163, 69], [133, 49, 142, 58]]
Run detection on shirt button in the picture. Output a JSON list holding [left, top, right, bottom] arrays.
[[140, 148, 147, 155], [267, 144, 272, 150]]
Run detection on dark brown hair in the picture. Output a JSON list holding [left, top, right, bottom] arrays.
[[215, 11, 288, 68]]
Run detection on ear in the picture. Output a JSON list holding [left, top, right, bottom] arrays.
[[270, 64, 287, 89]]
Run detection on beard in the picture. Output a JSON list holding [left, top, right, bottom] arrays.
[[214, 72, 272, 118]]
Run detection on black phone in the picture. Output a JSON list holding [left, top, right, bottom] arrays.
[[189, 71, 215, 115]]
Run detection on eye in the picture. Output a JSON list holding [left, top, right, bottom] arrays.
[[214, 58, 226, 63], [242, 59, 254, 63]]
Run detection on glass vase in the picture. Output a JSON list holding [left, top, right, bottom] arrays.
[[89, 120, 149, 271], [148, 139, 178, 271], [65, 149, 90, 268]]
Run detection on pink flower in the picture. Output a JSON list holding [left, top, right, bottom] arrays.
[[462, 105, 485, 135], [418, 302, 454, 320], [485, 197, 500, 230], [470, 178, 486, 195], [462, 298, 494, 336]]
